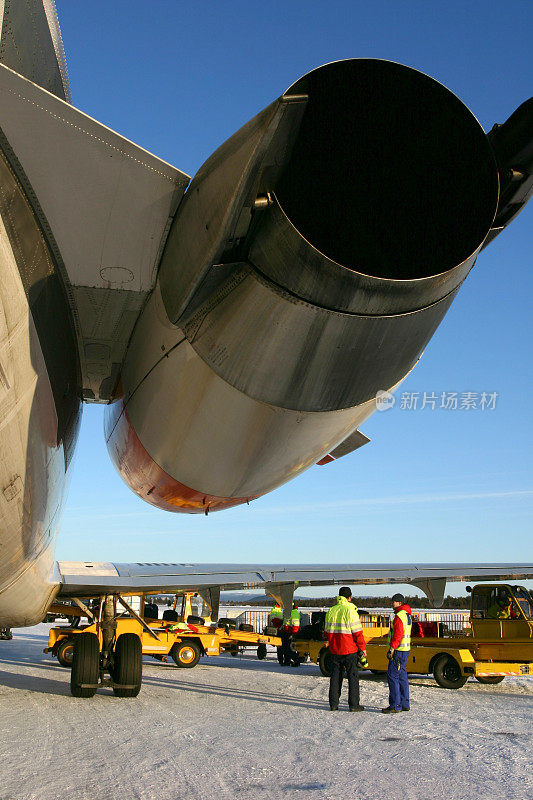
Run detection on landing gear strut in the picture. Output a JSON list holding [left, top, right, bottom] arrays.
[[69, 594, 143, 698]]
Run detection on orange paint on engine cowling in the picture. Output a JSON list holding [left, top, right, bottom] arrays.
[[105, 400, 257, 514]]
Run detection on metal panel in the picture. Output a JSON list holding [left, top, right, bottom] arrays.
[[185, 264, 458, 412], [0, 62, 189, 400], [0, 0, 69, 101]]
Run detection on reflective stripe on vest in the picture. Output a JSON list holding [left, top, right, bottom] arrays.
[[388, 609, 412, 651], [324, 597, 363, 635], [270, 607, 283, 620]]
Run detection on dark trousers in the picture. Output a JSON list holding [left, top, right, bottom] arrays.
[[280, 630, 297, 666], [387, 650, 410, 709], [329, 652, 360, 709]]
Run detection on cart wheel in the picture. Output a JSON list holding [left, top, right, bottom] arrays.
[[257, 643, 267, 660], [171, 640, 201, 668], [318, 647, 333, 678], [475, 675, 505, 685], [229, 647, 239, 657], [433, 654, 468, 689], [113, 633, 142, 697], [70, 633, 99, 698], [57, 638, 75, 667]]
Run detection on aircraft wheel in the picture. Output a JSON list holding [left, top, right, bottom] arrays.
[[171, 640, 201, 668], [257, 643, 267, 660], [318, 647, 333, 678], [57, 638, 75, 667], [433, 654, 468, 689], [70, 633, 99, 697], [475, 675, 505, 685], [113, 633, 142, 697]]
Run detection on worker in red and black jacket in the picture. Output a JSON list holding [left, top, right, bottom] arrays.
[[324, 587, 367, 711], [382, 593, 412, 714]]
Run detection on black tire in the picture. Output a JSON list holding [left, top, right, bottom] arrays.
[[475, 675, 505, 685], [257, 643, 267, 660], [433, 654, 468, 689], [263, 626, 278, 637], [318, 647, 333, 678], [70, 633, 99, 698], [187, 615, 205, 625], [57, 638, 75, 668], [229, 648, 239, 657], [239, 623, 254, 633], [113, 633, 142, 697], [171, 640, 201, 668]]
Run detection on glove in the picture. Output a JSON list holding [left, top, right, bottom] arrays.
[[358, 652, 369, 669], [387, 648, 394, 660]]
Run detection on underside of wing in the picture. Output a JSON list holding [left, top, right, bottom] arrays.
[[56, 561, 533, 607], [0, 62, 190, 401]]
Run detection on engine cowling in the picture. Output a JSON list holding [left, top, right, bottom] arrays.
[[105, 59, 499, 513]]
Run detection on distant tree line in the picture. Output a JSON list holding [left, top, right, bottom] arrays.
[[225, 595, 471, 609]]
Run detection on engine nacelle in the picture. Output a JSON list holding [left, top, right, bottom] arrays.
[[105, 59, 499, 513]]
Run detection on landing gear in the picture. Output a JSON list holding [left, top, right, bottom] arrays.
[[67, 594, 145, 698], [70, 632, 99, 698], [112, 633, 142, 697]]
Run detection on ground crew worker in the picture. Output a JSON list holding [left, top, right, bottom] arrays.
[[280, 603, 301, 667], [487, 590, 517, 619], [324, 587, 366, 711], [382, 593, 412, 713], [269, 602, 283, 629]]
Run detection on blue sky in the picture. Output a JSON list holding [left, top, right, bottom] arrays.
[[54, 2, 532, 596]]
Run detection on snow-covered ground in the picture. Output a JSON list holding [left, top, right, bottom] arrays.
[[0, 624, 531, 800]]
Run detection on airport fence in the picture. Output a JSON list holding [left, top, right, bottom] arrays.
[[233, 607, 471, 637]]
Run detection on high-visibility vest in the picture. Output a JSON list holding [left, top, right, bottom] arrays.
[[388, 609, 412, 651], [487, 602, 511, 619], [325, 596, 363, 636], [269, 606, 283, 623], [290, 608, 301, 628]]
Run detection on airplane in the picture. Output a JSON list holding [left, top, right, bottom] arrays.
[[0, 2, 531, 692]]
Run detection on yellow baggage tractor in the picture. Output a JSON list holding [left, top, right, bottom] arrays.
[[295, 584, 533, 689], [45, 592, 281, 678]]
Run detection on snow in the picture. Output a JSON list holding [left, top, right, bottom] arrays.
[[0, 624, 531, 800]]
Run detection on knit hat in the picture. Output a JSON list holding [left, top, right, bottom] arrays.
[[391, 593, 405, 604]]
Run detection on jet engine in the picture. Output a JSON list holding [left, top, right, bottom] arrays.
[[105, 59, 503, 513]]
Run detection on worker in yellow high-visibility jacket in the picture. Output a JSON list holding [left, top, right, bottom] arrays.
[[382, 593, 412, 713], [324, 587, 367, 711], [280, 603, 301, 667]]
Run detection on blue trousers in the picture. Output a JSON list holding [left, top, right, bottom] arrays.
[[387, 650, 409, 710]]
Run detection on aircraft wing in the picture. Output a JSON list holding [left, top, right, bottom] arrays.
[[0, 61, 190, 401], [55, 561, 533, 607]]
